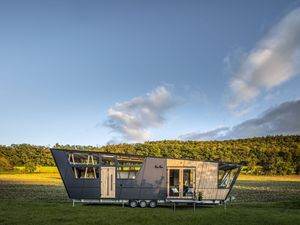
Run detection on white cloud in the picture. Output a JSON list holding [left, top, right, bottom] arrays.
[[229, 8, 300, 111], [181, 99, 300, 140], [105, 86, 176, 143]]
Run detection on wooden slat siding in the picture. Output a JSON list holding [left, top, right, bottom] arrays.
[[197, 188, 218, 199], [216, 189, 229, 200], [204, 163, 210, 188], [197, 189, 229, 200], [206, 189, 211, 199], [210, 163, 218, 188], [205, 163, 211, 187], [198, 162, 208, 188], [200, 162, 218, 189], [210, 189, 218, 199], [207, 163, 218, 199], [206, 189, 212, 199], [196, 162, 204, 191], [199, 189, 207, 199]]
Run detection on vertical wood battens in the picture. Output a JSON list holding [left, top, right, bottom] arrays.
[[166, 159, 226, 200]]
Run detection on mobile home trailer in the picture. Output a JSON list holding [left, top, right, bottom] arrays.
[[51, 148, 241, 207]]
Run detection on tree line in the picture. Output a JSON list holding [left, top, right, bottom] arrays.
[[0, 135, 299, 175]]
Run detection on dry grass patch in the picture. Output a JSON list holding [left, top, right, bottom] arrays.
[[0, 172, 62, 186], [238, 175, 300, 182]]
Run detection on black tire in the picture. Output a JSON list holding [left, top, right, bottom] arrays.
[[149, 200, 157, 208], [139, 200, 147, 208], [129, 200, 138, 208]]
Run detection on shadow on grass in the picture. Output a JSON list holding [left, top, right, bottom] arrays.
[[83, 202, 217, 211]]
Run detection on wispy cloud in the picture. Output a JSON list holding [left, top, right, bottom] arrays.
[[180, 99, 300, 140], [179, 127, 229, 141], [105, 86, 177, 143], [228, 8, 300, 112]]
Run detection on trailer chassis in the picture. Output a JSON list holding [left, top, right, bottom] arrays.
[[71, 198, 229, 209]]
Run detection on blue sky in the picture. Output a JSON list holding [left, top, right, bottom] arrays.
[[1, 0, 300, 146]]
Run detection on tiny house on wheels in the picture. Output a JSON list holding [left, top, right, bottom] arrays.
[[51, 148, 241, 208]]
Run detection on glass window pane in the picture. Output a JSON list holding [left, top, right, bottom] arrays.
[[116, 166, 139, 179], [128, 172, 137, 179], [72, 167, 99, 179], [183, 169, 194, 196], [117, 171, 129, 179], [117, 156, 144, 167], [101, 155, 115, 166], [169, 169, 180, 197]]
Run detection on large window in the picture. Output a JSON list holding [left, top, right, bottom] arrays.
[[116, 156, 143, 179], [117, 167, 140, 179], [101, 155, 116, 166], [68, 153, 99, 165], [68, 152, 100, 179], [218, 167, 239, 188], [72, 167, 99, 179], [67, 152, 144, 180]]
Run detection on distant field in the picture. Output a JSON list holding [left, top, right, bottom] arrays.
[[0, 169, 300, 225], [13, 166, 59, 173], [232, 175, 300, 203], [0, 168, 61, 186]]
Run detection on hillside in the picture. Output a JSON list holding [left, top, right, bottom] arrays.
[[0, 135, 299, 175]]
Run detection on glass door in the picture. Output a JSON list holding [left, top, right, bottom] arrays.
[[167, 167, 195, 198]]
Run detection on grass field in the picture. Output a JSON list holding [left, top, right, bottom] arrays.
[[0, 169, 300, 225]]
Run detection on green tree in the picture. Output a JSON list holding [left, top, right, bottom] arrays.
[[0, 156, 13, 171], [24, 162, 37, 173]]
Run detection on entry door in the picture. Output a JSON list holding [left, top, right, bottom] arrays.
[[100, 167, 116, 198], [167, 168, 196, 198]]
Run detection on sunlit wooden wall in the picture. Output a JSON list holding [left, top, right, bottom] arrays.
[[166, 159, 229, 200]]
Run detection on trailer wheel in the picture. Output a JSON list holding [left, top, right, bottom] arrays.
[[149, 200, 157, 208], [139, 200, 147, 208], [129, 200, 138, 208]]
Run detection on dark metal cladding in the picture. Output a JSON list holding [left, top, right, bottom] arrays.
[[116, 157, 167, 200], [51, 149, 100, 199]]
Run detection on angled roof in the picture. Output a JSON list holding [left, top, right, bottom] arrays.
[[50, 148, 241, 167]]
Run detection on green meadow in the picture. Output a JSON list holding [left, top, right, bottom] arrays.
[[0, 169, 299, 225]]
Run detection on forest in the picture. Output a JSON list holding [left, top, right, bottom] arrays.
[[0, 135, 299, 175]]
